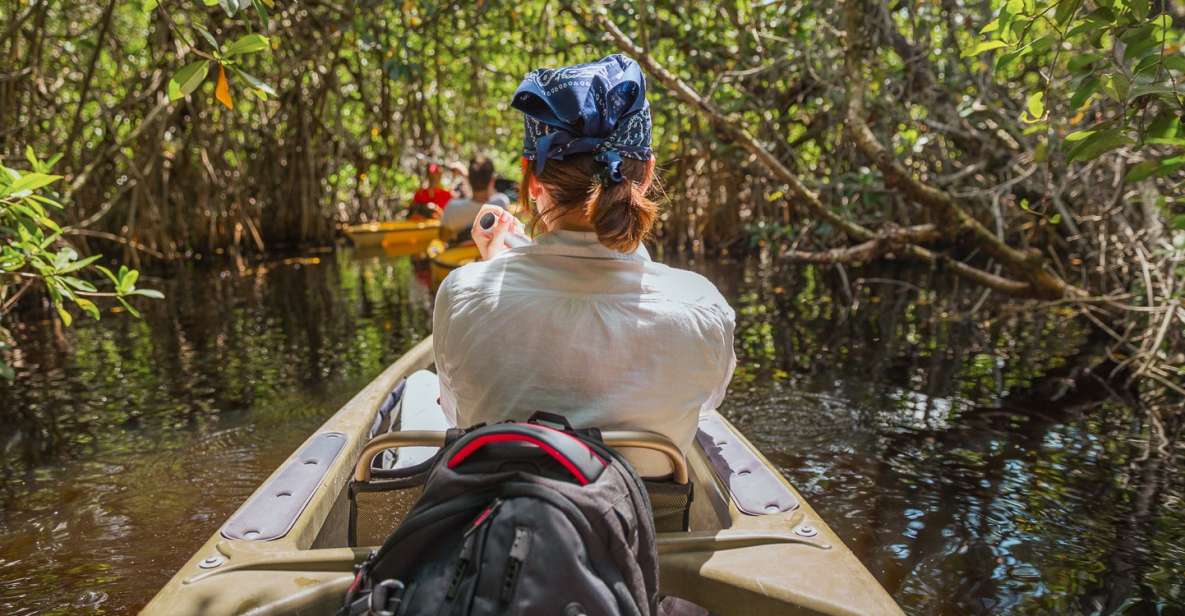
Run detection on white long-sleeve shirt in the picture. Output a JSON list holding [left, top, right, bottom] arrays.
[[432, 230, 736, 475]]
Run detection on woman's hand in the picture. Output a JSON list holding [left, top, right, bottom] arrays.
[[471, 205, 523, 261]]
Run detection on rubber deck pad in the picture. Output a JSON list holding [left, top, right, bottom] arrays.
[[695, 413, 798, 515], [221, 432, 347, 541]]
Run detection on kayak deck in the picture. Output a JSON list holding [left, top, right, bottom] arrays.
[[142, 337, 902, 615]]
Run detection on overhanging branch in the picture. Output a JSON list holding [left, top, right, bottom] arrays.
[[567, 1, 1040, 297], [841, 0, 1086, 300]]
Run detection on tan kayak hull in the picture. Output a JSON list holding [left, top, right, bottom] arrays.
[[141, 336, 903, 616]]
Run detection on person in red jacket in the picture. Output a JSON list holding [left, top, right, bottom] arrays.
[[407, 163, 452, 220]]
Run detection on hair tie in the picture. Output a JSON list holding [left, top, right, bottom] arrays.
[[594, 148, 625, 186]]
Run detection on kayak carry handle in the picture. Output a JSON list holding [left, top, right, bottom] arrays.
[[354, 430, 689, 485]]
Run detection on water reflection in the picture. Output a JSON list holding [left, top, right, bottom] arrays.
[[0, 252, 432, 614], [0, 252, 1180, 615], [705, 259, 1184, 615]]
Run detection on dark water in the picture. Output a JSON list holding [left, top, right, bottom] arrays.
[[0, 250, 1181, 615]]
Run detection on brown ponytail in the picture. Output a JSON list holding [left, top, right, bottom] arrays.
[[521, 154, 658, 253]]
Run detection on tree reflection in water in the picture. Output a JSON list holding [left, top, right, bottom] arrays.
[[0, 252, 433, 614], [704, 258, 1183, 615], [0, 252, 1181, 615]]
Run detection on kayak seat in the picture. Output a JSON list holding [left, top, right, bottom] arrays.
[[358, 371, 694, 532], [389, 370, 448, 470]]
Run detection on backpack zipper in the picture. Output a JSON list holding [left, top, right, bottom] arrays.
[[499, 526, 532, 605], [446, 499, 504, 602], [464, 498, 503, 537]]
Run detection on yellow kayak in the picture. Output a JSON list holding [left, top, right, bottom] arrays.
[[344, 220, 441, 252], [427, 240, 480, 290], [143, 337, 904, 616]]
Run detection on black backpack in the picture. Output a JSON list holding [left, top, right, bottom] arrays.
[[343, 414, 659, 616]]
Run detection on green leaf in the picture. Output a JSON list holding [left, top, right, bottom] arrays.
[[252, 0, 270, 29], [1124, 159, 1161, 183], [1124, 31, 1161, 62], [1067, 53, 1103, 73], [1065, 129, 1096, 142], [95, 265, 119, 285], [117, 297, 142, 318], [1125, 156, 1185, 182], [1070, 76, 1099, 110], [225, 33, 269, 57], [30, 193, 63, 209], [56, 304, 73, 327], [61, 276, 98, 293], [2, 172, 62, 197], [1067, 128, 1133, 161], [979, 19, 999, 34], [167, 60, 211, 101], [1146, 114, 1181, 141], [1133, 55, 1161, 76], [1026, 91, 1045, 119], [117, 267, 139, 294], [57, 254, 101, 274], [231, 68, 276, 97], [1056, 0, 1084, 25], [1130, 0, 1149, 19], [962, 40, 1008, 58], [1129, 84, 1180, 100], [219, 0, 243, 16], [76, 298, 101, 320], [1101, 72, 1130, 102], [196, 27, 219, 50], [128, 288, 165, 299]]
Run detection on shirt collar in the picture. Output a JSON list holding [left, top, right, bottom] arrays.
[[517, 229, 651, 262]]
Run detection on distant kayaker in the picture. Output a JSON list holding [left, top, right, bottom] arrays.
[[432, 54, 736, 475], [406, 162, 452, 220], [440, 154, 510, 243]]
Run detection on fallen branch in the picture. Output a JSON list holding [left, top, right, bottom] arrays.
[[64, 228, 167, 260], [782, 223, 939, 263]]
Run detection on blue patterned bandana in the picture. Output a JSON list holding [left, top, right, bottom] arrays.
[[512, 54, 652, 185]]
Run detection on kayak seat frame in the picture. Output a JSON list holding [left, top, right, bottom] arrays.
[[353, 429, 690, 485], [348, 429, 694, 544]]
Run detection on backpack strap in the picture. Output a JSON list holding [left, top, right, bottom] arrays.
[[447, 423, 608, 485], [527, 411, 604, 443]]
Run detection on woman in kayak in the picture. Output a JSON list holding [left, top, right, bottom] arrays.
[[406, 162, 452, 220], [432, 55, 735, 475]]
